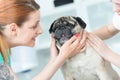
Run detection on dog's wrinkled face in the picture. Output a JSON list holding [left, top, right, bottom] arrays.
[[49, 16, 86, 49]]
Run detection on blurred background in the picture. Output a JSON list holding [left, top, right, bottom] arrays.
[[11, 0, 120, 80]]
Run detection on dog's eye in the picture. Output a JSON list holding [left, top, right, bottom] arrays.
[[68, 24, 74, 28]]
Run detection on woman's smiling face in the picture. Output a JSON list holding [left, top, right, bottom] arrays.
[[16, 10, 42, 47]]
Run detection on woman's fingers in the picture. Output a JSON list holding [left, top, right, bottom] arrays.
[[50, 33, 58, 60], [87, 33, 99, 46], [80, 29, 86, 44], [66, 34, 78, 44], [59, 30, 88, 59], [65, 30, 87, 57], [51, 34, 55, 44], [66, 29, 85, 44], [75, 30, 87, 53], [87, 32, 102, 44], [71, 29, 86, 48], [50, 33, 57, 49], [75, 41, 86, 53], [87, 38, 98, 50], [87, 32, 108, 54]]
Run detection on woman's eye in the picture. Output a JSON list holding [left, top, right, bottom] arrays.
[[29, 26, 35, 29], [29, 25, 37, 29], [32, 26, 37, 29], [28, 21, 40, 30]]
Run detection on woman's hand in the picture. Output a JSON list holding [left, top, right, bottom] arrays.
[[50, 29, 86, 61], [87, 32, 120, 68], [59, 29, 86, 59], [87, 32, 112, 58], [50, 33, 59, 61]]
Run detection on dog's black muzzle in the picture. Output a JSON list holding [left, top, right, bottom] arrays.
[[54, 26, 74, 46]]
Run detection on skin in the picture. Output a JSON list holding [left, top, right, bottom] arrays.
[[2, 10, 42, 47], [87, 33, 120, 68], [87, 0, 120, 69], [112, 0, 120, 15], [93, 0, 120, 40], [1, 10, 86, 80]]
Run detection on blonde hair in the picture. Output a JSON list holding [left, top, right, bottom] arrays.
[[0, 0, 40, 63]]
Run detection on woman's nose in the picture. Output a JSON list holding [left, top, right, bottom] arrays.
[[36, 24, 43, 35]]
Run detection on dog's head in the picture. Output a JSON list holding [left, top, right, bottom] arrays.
[[49, 16, 86, 49]]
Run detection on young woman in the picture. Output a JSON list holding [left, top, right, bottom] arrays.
[[0, 0, 86, 80], [87, 0, 120, 68]]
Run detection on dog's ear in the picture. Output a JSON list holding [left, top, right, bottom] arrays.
[[49, 22, 54, 33], [73, 17, 86, 29]]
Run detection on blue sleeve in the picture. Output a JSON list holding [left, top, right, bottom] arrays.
[[0, 52, 4, 64], [0, 52, 11, 66]]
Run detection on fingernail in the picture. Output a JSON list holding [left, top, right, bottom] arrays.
[[75, 33, 79, 37]]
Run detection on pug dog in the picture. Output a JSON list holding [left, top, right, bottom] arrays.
[[49, 16, 119, 80]]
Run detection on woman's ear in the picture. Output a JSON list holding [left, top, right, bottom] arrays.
[[8, 23, 18, 36]]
